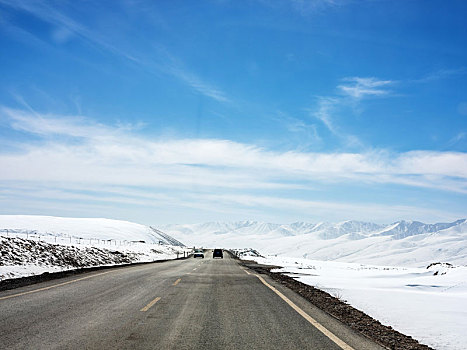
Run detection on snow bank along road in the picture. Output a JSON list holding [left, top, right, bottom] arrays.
[[0, 252, 384, 350]]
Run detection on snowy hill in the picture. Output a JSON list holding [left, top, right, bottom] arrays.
[[0, 215, 184, 246], [0, 215, 188, 281], [372, 219, 466, 238], [160, 220, 387, 240], [161, 219, 467, 267]]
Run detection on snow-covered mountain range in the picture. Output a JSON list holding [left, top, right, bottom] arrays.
[[161, 219, 467, 267], [1, 215, 466, 268], [161, 219, 466, 239]]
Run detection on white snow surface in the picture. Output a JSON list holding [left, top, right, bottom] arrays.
[[162, 219, 467, 267], [0, 215, 183, 245], [244, 255, 467, 350], [0, 215, 188, 280]]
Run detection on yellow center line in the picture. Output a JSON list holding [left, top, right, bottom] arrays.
[[0, 271, 112, 301], [140, 296, 161, 312], [245, 269, 354, 350], [172, 278, 181, 286]]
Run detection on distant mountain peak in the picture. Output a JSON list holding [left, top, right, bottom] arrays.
[[159, 218, 467, 267], [160, 218, 467, 242]]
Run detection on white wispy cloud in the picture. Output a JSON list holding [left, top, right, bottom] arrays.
[[309, 96, 362, 147], [309, 76, 394, 146], [1, 107, 466, 222], [1, 107, 466, 192], [0, 0, 229, 103], [311, 96, 339, 133], [271, 111, 322, 149], [157, 49, 230, 103], [3, 183, 461, 224], [338, 77, 393, 99], [449, 132, 466, 146], [198, 193, 461, 223], [2, 107, 116, 139], [411, 67, 467, 84], [0, 0, 138, 62], [170, 68, 230, 103]]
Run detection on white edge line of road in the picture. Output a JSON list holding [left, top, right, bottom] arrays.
[[243, 269, 355, 350]]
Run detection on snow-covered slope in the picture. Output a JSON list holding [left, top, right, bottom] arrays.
[[372, 219, 466, 239], [161, 219, 467, 267], [160, 220, 387, 242], [0, 215, 184, 246], [0, 215, 188, 281], [246, 256, 467, 350]]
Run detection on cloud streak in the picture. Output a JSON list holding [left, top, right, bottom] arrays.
[[309, 76, 394, 146], [411, 67, 467, 84], [0, 0, 229, 103], [1, 107, 466, 190], [338, 77, 393, 99], [1, 107, 466, 222]]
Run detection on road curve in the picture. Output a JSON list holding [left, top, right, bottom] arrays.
[[0, 251, 384, 349]]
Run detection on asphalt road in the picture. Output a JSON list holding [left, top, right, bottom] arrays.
[[0, 251, 385, 350]]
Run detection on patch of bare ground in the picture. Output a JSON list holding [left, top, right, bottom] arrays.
[[240, 260, 433, 350]]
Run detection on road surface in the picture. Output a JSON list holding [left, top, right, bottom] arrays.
[[0, 251, 384, 349]]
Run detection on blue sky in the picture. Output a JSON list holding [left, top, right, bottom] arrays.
[[0, 0, 466, 224]]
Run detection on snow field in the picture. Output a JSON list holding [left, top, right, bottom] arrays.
[[0, 216, 190, 281], [246, 255, 467, 350], [164, 219, 467, 267], [0, 215, 176, 244]]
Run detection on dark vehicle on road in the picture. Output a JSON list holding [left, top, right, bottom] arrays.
[[193, 249, 204, 258], [213, 249, 223, 259]]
